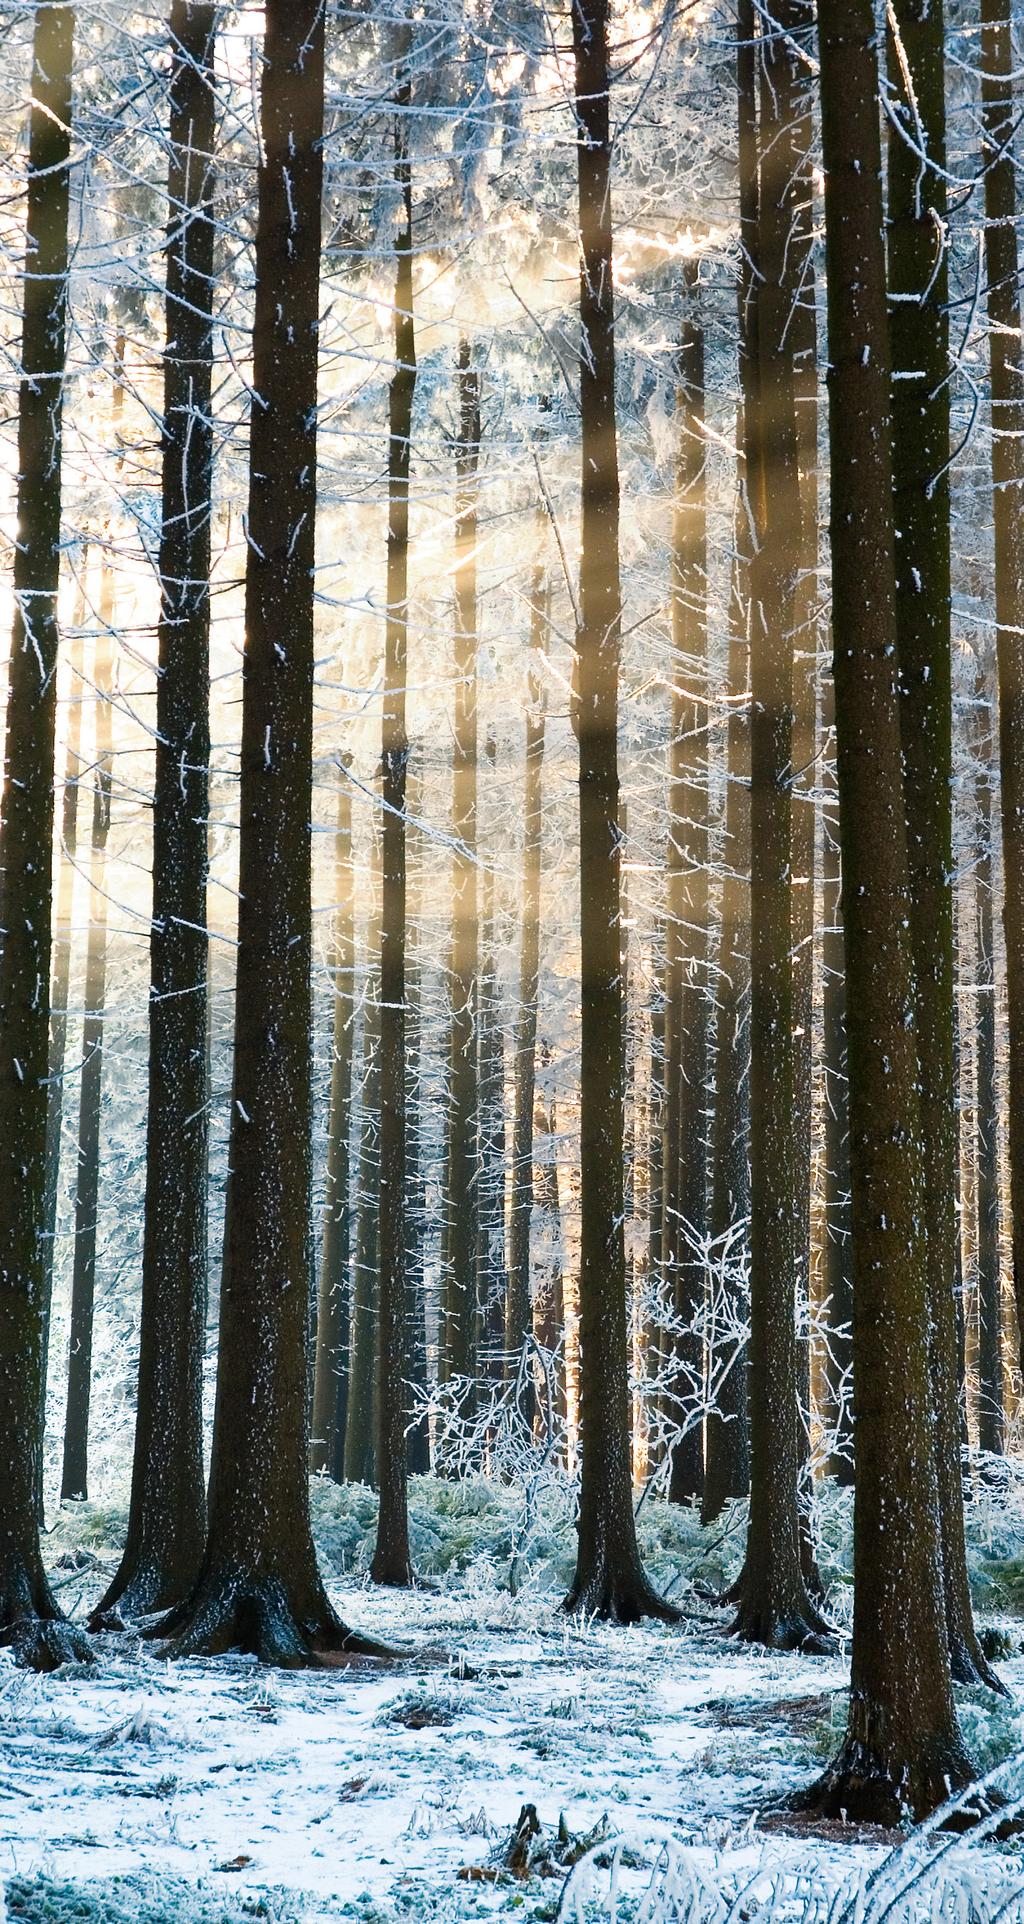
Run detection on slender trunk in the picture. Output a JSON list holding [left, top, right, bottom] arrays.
[[820, 675, 854, 1482], [310, 758, 355, 1480], [344, 827, 381, 1487], [440, 342, 481, 1395], [974, 670, 1003, 1457], [733, 0, 825, 1649], [534, 1058, 565, 1432], [564, 0, 675, 1623], [506, 562, 548, 1413], [372, 88, 417, 1584], [60, 599, 114, 1503], [155, 0, 378, 1665], [663, 259, 709, 1506], [404, 761, 430, 1474], [887, 0, 998, 1693], [478, 856, 507, 1379], [95, 1, 216, 1620], [801, 0, 975, 1820], [0, 0, 90, 1668], [981, 0, 1024, 1390]]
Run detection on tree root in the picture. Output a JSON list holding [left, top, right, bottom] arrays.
[[562, 1572, 682, 1627], [727, 1597, 837, 1655], [789, 1740, 1002, 1830], [148, 1573, 396, 1668], [0, 1610, 93, 1672]]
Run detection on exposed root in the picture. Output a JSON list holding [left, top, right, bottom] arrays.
[[1, 1611, 93, 1673], [727, 1599, 837, 1655], [148, 1574, 396, 1668], [562, 1573, 682, 1627], [949, 1636, 1008, 1698], [89, 1563, 191, 1633], [791, 1736, 983, 1829]]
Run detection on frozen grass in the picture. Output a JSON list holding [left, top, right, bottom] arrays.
[[5, 1474, 1024, 1923]]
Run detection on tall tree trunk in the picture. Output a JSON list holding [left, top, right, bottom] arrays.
[[506, 561, 548, 1414], [94, 0, 216, 1620], [38, 596, 85, 1516], [981, 0, 1024, 1391], [439, 342, 481, 1396], [800, 0, 976, 1821], [534, 1079, 565, 1432], [310, 757, 355, 1480], [478, 854, 507, 1379], [344, 824, 381, 1488], [733, 0, 827, 1650], [372, 84, 417, 1587], [563, 0, 675, 1623], [0, 0, 91, 1668], [155, 0, 378, 1664], [60, 597, 114, 1503], [404, 759, 430, 1473], [663, 259, 709, 1507], [974, 668, 1004, 1457], [887, 0, 999, 1693], [820, 674, 854, 1482]]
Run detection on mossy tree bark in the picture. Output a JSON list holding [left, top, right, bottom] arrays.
[[563, 0, 676, 1624], [94, 0, 216, 1622], [799, 0, 977, 1823], [0, 0, 92, 1670], [155, 0, 378, 1666], [886, 0, 1000, 1695], [371, 83, 417, 1587]]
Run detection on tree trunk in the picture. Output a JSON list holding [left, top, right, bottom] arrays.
[[663, 259, 709, 1507], [886, 0, 999, 1694], [506, 562, 548, 1416], [404, 760, 431, 1474], [310, 758, 355, 1480], [0, 0, 91, 1669], [478, 854, 507, 1380], [60, 592, 114, 1503], [154, 0, 379, 1665], [973, 668, 1004, 1457], [732, 0, 827, 1650], [981, 0, 1024, 1392], [371, 84, 417, 1587], [563, 0, 675, 1623], [94, 0, 216, 1621], [820, 674, 854, 1483], [344, 825, 381, 1487], [800, 0, 976, 1821]]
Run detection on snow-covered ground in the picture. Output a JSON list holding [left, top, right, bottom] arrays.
[[5, 1480, 1024, 1922]]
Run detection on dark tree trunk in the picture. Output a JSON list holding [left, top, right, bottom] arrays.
[[60, 600, 114, 1504], [344, 827, 381, 1488], [477, 856, 507, 1378], [93, 1, 216, 1621], [820, 674, 854, 1483], [310, 758, 355, 1480], [371, 87, 417, 1587], [506, 564, 548, 1415], [440, 343, 481, 1394], [154, 0, 378, 1665], [404, 762, 430, 1474], [799, 0, 976, 1822], [0, 0, 91, 1669], [886, 0, 999, 1695], [981, 0, 1024, 1390], [563, 0, 675, 1623], [534, 1082, 565, 1431], [973, 670, 1003, 1457], [663, 259, 709, 1507], [732, 0, 827, 1650], [38, 601, 85, 1517]]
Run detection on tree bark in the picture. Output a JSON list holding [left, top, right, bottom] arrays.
[[310, 758, 355, 1481], [563, 0, 675, 1623], [886, 0, 999, 1694], [344, 825, 381, 1488], [371, 83, 417, 1587], [799, 0, 976, 1822], [663, 259, 709, 1507], [973, 668, 1004, 1457], [94, 0, 216, 1621], [820, 674, 854, 1483], [477, 853, 507, 1379], [0, 0, 91, 1669], [154, 0, 379, 1665]]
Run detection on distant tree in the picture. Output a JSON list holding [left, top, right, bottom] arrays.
[[94, 0, 217, 1619], [155, 0, 379, 1662], [0, 0, 92, 1669], [371, 73, 417, 1587], [344, 820, 381, 1487], [800, 0, 977, 1822], [311, 758, 355, 1480], [563, 0, 676, 1622]]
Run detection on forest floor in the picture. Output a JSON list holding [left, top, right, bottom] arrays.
[[6, 1476, 1024, 1923]]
